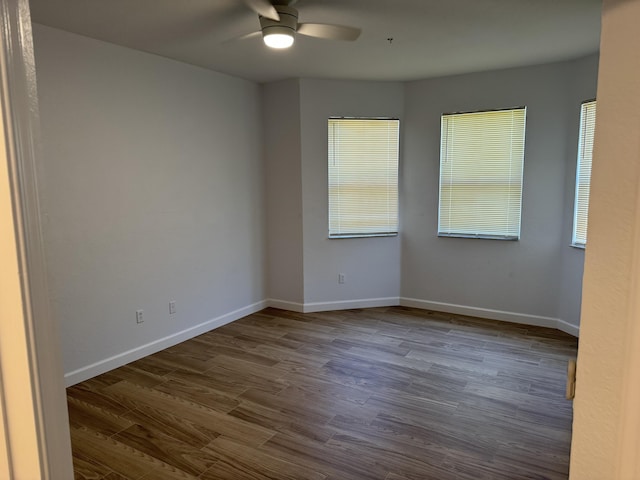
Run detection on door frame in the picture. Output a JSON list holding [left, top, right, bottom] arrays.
[[0, 0, 73, 477]]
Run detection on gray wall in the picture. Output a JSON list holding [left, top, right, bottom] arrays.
[[401, 54, 599, 330], [559, 55, 600, 328], [299, 79, 403, 306], [263, 78, 403, 309], [34, 25, 266, 382], [33, 23, 598, 382], [263, 79, 304, 305]]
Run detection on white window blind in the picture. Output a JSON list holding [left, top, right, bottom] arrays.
[[438, 108, 527, 240], [572, 100, 597, 247], [328, 118, 399, 238]]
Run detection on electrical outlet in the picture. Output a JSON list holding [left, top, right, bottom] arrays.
[[338, 273, 345, 284], [169, 301, 176, 315], [136, 309, 144, 324]]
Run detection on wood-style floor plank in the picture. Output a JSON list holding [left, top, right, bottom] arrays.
[[66, 306, 577, 479], [200, 436, 327, 480]]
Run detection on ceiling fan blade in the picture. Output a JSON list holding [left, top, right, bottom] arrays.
[[243, 0, 280, 21], [297, 23, 361, 41], [222, 30, 262, 44]]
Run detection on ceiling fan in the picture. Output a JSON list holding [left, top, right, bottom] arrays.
[[239, 0, 361, 49]]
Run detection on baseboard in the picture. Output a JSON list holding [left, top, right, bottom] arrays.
[[267, 299, 305, 312], [64, 299, 268, 387], [399, 297, 578, 335], [302, 297, 399, 313], [556, 318, 580, 337], [65, 296, 579, 386], [267, 297, 400, 313], [267, 297, 581, 336]]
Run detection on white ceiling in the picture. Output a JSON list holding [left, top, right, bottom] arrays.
[[28, 0, 602, 84]]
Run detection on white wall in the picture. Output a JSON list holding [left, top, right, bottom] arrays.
[[401, 56, 598, 331], [33, 25, 266, 384], [263, 79, 304, 306], [298, 79, 403, 308]]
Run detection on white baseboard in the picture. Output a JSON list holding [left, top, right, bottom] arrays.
[[64, 300, 268, 387], [267, 297, 580, 336], [400, 297, 579, 336], [556, 318, 580, 337], [66, 296, 580, 386], [267, 299, 305, 312], [267, 297, 399, 313]]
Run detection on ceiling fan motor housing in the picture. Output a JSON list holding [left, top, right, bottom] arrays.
[[259, 5, 299, 36]]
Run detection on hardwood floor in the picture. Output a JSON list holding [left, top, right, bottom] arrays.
[[67, 307, 578, 480]]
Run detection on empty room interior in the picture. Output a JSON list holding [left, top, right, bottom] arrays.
[[10, 0, 635, 478]]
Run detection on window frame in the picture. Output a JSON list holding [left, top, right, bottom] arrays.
[[571, 99, 597, 249], [437, 106, 527, 241], [327, 116, 400, 239]]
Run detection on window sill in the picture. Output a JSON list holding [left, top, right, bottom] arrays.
[[570, 243, 586, 250], [329, 233, 398, 239], [438, 233, 519, 241]]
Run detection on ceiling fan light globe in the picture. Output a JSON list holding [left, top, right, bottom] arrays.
[[264, 32, 294, 48]]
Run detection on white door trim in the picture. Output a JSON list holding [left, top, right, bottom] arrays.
[[0, 0, 73, 477]]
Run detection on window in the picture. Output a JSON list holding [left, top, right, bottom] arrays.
[[572, 100, 597, 247], [438, 107, 527, 240], [328, 118, 399, 238]]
